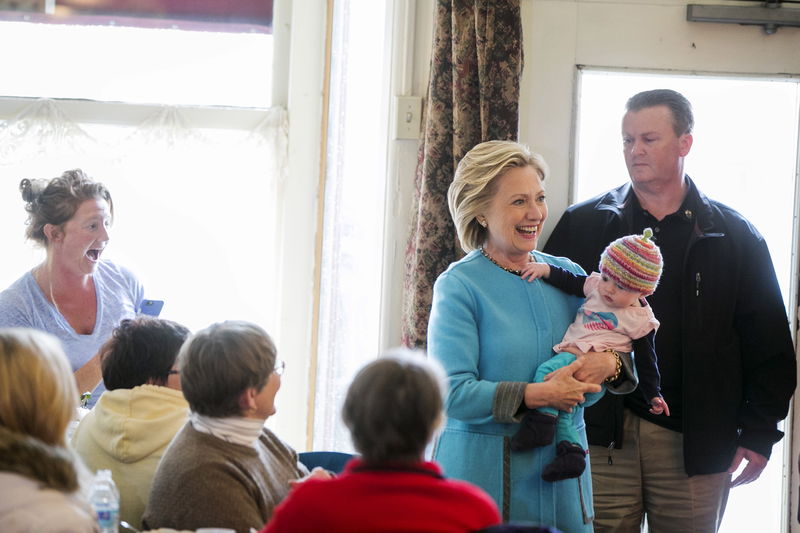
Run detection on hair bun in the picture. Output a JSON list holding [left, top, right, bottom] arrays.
[[19, 178, 45, 204]]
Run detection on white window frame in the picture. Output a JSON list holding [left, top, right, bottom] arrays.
[[269, 0, 328, 449]]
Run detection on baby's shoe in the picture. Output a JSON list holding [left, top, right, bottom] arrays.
[[541, 440, 586, 482], [510, 409, 556, 451]]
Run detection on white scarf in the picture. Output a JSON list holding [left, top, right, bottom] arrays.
[[189, 412, 264, 447]]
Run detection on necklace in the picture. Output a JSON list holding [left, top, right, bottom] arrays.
[[36, 264, 63, 316], [480, 248, 534, 276], [48, 276, 62, 316]]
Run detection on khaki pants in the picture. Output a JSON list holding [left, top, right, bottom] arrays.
[[589, 409, 730, 533]]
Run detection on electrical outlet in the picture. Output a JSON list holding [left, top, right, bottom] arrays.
[[394, 96, 422, 140]]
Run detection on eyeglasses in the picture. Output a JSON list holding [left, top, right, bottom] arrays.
[[273, 360, 286, 376]]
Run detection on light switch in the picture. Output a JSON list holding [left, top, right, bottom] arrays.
[[394, 96, 422, 140]]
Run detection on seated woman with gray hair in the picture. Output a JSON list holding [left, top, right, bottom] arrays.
[[261, 349, 501, 533], [142, 320, 321, 533]]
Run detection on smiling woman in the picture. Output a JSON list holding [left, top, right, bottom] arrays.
[[478, 164, 549, 271], [0, 169, 145, 407], [427, 140, 627, 528]]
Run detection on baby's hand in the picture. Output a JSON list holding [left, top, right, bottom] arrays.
[[649, 396, 670, 416], [520, 262, 551, 282]]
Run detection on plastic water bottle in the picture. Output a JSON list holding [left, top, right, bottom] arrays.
[[89, 469, 119, 533]]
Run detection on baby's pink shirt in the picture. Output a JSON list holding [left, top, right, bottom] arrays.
[[553, 272, 659, 354]]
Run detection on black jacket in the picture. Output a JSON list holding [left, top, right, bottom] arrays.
[[543, 177, 796, 476]]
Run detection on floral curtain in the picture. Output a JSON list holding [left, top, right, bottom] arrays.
[[401, 0, 523, 348]]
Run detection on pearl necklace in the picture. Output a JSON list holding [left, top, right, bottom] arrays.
[[480, 248, 534, 276]]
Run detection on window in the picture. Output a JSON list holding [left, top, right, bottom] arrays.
[[312, 0, 392, 452], [0, 21, 283, 337], [0, 21, 272, 107]]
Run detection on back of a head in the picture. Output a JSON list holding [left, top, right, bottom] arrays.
[[342, 349, 446, 464], [19, 168, 114, 247], [0, 328, 77, 446], [101, 317, 191, 390], [626, 89, 694, 136], [178, 320, 276, 418]]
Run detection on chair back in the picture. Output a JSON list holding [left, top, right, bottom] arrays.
[[298, 451, 354, 474], [474, 525, 563, 533]]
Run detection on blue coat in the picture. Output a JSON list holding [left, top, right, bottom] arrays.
[[428, 249, 599, 532]]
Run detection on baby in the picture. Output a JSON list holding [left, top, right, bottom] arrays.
[[513, 228, 669, 482]]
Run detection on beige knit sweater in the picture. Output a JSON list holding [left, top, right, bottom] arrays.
[[71, 384, 189, 529]]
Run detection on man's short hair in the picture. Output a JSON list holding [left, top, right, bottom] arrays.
[[101, 317, 190, 390], [626, 89, 694, 136]]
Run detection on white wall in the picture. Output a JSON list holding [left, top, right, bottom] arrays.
[[380, 0, 434, 351]]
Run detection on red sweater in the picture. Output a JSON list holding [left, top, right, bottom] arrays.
[[261, 459, 501, 533]]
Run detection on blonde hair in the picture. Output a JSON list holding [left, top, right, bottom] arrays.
[[448, 140, 549, 252], [0, 328, 77, 446]]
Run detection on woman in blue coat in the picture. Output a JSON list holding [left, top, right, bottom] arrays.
[[428, 141, 636, 532]]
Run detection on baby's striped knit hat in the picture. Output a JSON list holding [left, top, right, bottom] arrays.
[[599, 228, 663, 296]]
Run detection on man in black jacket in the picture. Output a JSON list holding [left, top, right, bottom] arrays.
[[544, 89, 795, 532]]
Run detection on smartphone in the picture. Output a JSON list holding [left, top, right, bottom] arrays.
[[139, 299, 164, 317]]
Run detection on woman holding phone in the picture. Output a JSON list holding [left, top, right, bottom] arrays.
[[0, 169, 146, 407]]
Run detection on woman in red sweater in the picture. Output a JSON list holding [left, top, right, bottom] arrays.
[[261, 349, 501, 533]]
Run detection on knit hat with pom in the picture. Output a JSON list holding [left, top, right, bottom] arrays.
[[599, 228, 663, 296]]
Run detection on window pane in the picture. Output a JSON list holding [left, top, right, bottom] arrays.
[[0, 20, 280, 334], [0, 103, 285, 335], [0, 21, 272, 107]]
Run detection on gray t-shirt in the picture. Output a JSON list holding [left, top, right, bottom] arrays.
[[0, 260, 144, 406]]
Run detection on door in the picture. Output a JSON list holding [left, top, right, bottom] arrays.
[[517, 0, 800, 531]]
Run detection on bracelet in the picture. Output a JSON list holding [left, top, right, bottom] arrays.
[[604, 349, 622, 384]]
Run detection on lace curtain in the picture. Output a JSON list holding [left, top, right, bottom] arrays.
[[0, 97, 288, 335]]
